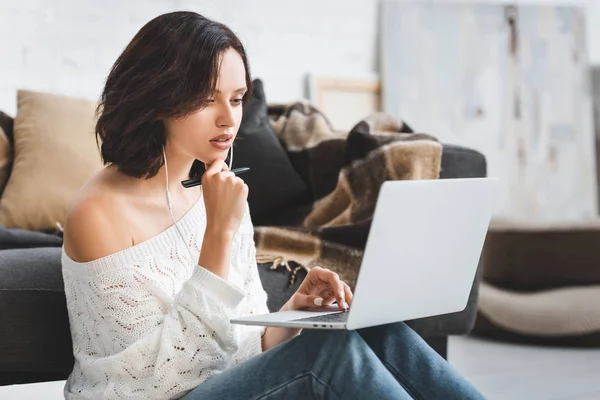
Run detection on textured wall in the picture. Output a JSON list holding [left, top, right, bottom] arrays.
[[593, 67, 600, 209]]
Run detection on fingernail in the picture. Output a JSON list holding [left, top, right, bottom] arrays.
[[314, 297, 323, 306], [343, 301, 349, 310]]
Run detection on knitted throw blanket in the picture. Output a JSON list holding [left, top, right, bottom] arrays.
[[255, 102, 442, 289]]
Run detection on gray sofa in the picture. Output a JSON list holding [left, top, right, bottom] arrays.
[[0, 143, 487, 386]]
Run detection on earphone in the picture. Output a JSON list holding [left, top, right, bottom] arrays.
[[163, 145, 234, 261]]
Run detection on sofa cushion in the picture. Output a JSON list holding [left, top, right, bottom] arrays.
[[0, 90, 103, 231], [0, 247, 73, 377], [234, 79, 311, 225], [0, 227, 62, 250], [440, 144, 487, 179]]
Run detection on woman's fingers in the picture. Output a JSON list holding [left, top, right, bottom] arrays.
[[317, 268, 347, 311], [204, 159, 227, 175], [204, 159, 230, 180], [343, 281, 353, 307], [304, 267, 353, 310], [293, 293, 325, 310]]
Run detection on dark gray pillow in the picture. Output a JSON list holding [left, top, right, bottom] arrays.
[[0, 247, 73, 382], [0, 110, 13, 146], [0, 227, 63, 250], [233, 79, 311, 225]]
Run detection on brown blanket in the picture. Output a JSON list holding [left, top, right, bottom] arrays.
[[255, 101, 442, 289]]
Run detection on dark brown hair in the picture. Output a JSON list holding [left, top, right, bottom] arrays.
[[95, 11, 253, 179]]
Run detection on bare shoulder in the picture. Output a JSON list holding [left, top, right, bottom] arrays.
[[63, 175, 131, 263]]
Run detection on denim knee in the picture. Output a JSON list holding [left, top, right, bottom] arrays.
[[302, 329, 360, 348], [297, 329, 365, 367]]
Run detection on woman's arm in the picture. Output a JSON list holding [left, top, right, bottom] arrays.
[[261, 302, 302, 351]]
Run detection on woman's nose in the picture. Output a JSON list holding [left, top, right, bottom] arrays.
[[217, 104, 235, 128]]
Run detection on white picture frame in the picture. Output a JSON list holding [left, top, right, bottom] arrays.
[[305, 73, 382, 131]]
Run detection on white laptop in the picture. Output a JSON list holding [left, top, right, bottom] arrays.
[[231, 177, 498, 331]]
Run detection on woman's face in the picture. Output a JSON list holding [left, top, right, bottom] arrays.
[[164, 48, 247, 165]]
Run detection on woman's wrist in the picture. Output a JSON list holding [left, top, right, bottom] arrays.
[[261, 325, 302, 352], [280, 297, 296, 312], [204, 224, 235, 243]]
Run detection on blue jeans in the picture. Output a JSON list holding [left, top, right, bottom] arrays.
[[182, 322, 485, 399]]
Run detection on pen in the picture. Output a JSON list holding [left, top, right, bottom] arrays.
[[181, 167, 250, 188]]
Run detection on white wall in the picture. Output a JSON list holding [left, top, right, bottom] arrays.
[[0, 0, 379, 115], [1, 0, 598, 116]]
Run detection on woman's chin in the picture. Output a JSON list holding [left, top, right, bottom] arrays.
[[196, 149, 229, 164]]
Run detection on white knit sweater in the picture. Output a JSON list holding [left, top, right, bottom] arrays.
[[61, 197, 269, 399]]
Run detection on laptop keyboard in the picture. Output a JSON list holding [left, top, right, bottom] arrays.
[[294, 311, 349, 324]]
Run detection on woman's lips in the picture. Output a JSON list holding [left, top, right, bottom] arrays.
[[210, 133, 232, 141], [209, 136, 233, 150]]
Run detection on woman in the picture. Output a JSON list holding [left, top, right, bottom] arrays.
[[61, 11, 484, 400]]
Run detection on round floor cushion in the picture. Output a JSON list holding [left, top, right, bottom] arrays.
[[473, 282, 600, 347], [481, 220, 600, 291], [473, 220, 600, 346]]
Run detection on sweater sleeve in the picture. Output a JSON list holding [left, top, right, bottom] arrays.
[[63, 260, 250, 400], [243, 233, 270, 321], [241, 203, 270, 320], [228, 205, 271, 364]]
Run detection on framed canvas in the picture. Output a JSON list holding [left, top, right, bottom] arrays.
[[380, 2, 597, 222], [306, 73, 381, 131]]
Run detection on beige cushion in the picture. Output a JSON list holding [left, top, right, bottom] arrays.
[[0, 90, 103, 231], [0, 126, 12, 196], [478, 282, 600, 336]]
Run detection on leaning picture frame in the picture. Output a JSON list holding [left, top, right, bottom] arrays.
[[305, 73, 382, 131]]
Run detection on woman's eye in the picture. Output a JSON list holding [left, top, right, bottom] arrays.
[[231, 99, 243, 105]]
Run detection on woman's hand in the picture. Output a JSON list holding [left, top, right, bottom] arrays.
[[282, 266, 353, 312], [197, 159, 248, 279], [262, 267, 353, 351], [201, 159, 248, 238]]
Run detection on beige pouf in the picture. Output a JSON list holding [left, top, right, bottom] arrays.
[[472, 220, 600, 347]]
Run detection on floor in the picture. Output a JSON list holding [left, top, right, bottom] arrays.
[[448, 335, 600, 400], [1, 335, 599, 399]]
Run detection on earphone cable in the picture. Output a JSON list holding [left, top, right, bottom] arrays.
[[164, 148, 195, 261]]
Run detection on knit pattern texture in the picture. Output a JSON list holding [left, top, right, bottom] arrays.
[[61, 198, 269, 399]]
